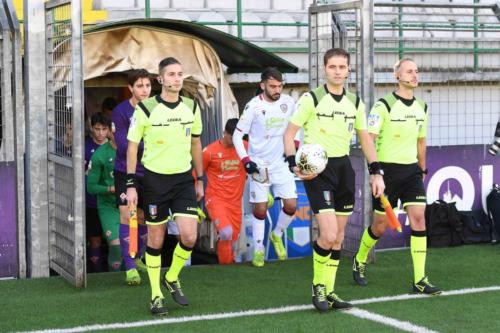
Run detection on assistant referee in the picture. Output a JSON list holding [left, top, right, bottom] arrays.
[[353, 58, 441, 296]]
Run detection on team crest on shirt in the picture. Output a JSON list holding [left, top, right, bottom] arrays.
[[149, 204, 158, 219], [280, 104, 288, 113]]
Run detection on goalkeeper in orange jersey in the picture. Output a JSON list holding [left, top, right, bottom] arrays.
[[203, 119, 247, 264]]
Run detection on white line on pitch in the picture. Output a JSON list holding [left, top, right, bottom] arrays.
[[347, 308, 439, 333], [15, 285, 500, 333], [351, 285, 500, 305]]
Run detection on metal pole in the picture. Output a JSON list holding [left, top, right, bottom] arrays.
[[145, 0, 150, 18], [3, 0, 26, 279], [71, 0, 86, 288], [361, 0, 375, 252], [375, 1, 494, 9], [361, 0, 374, 108], [398, 0, 404, 59], [237, 0, 242, 39], [473, 0, 479, 72], [24, 0, 49, 278]]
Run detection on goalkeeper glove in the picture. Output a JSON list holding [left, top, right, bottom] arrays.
[[242, 157, 259, 174]]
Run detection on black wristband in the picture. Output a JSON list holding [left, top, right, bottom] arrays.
[[196, 176, 204, 181], [368, 161, 382, 175], [285, 155, 297, 173], [126, 173, 136, 188], [419, 167, 429, 175]]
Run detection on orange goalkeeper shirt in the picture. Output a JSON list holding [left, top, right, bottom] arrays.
[[203, 140, 247, 206]]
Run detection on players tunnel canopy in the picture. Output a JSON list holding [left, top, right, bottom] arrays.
[[85, 18, 299, 74], [50, 19, 299, 139]]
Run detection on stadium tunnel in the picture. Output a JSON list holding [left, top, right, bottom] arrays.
[[77, 18, 298, 146], [50, 18, 299, 267]]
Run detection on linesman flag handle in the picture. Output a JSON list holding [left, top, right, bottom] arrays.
[[380, 194, 402, 233], [129, 204, 138, 258]]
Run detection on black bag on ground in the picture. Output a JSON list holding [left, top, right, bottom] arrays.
[[459, 210, 492, 244], [425, 200, 463, 247], [487, 185, 500, 237]]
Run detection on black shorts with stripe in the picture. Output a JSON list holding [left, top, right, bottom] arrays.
[[303, 155, 355, 215], [372, 162, 426, 213], [142, 168, 198, 224], [114, 170, 145, 210]]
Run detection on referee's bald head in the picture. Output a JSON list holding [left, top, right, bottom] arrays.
[[394, 58, 416, 75]]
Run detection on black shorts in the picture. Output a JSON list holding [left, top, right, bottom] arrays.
[[86, 206, 103, 237], [114, 170, 145, 210], [303, 155, 355, 215], [372, 163, 426, 214], [142, 168, 198, 224]]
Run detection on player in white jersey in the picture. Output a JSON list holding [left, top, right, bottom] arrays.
[[233, 67, 298, 267]]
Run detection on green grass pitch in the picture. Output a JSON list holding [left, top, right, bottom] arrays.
[[1, 244, 499, 332]]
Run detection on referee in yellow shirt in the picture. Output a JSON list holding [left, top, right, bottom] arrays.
[[353, 58, 441, 296], [126, 57, 204, 315], [284, 48, 385, 312]]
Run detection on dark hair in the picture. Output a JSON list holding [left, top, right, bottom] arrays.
[[323, 48, 350, 66], [261, 67, 283, 82], [159, 57, 181, 74], [101, 97, 117, 112], [224, 118, 239, 136], [91, 112, 111, 128], [127, 69, 150, 86]]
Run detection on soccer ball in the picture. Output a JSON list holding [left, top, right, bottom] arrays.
[[295, 143, 328, 175]]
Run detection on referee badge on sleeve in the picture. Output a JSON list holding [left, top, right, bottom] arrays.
[[368, 114, 380, 127], [186, 127, 191, 136], [323, 191, 332, 206], [149, 204, 158, 220]]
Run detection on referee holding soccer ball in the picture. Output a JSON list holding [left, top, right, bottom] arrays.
[[284, 48, 384, 313]]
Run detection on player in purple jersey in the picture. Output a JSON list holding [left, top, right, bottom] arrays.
[[112, 69, 152, 285], [85, 113, 111, 272]]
